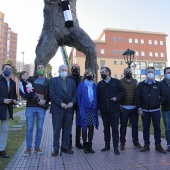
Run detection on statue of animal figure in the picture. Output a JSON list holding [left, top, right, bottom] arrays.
[[35, 0, 98, 79]]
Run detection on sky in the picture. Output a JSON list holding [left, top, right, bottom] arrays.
[[0, 0, 170, 74]]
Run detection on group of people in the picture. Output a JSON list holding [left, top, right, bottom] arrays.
[[0, 63, 170, 159]]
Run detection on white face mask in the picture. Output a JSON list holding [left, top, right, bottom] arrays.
[[60, 71, 67, 77], [147, 73, 154, 79]]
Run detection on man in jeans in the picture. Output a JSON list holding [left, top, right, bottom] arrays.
[[120, 67, 142, 150], [20, 64, 50, 156], [0, 64, 18, 158], [161, 67, 170, 151], [136, 67, 167, 153]]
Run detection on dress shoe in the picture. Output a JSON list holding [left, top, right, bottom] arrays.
[[140, 145, 150, 152], [114, 149, 120, 155], [51, 150, 59, 156], [76, 142, 84, 149], [101, 146, 110, 152], [61, 148, 74, 154], [120, 143, 125, 150], [155, 144, 167, 154], [0, 150, 9, 158], [133, 142, 142, 148]]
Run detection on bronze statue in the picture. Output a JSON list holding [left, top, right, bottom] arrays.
[[35, 0, 98, 79]]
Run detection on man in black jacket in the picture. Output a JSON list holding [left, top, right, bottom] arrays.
[[161, 67, 170, 152], [0, 64, 18, 158], [136, 67, 166, 153], [68, 64, 83, 149], [97, 67, 125, 155]]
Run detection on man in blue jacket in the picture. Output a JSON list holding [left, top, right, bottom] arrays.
[[136, 67, 167, 153], [0, 64, 18, 158], [97, 67, 125, 155], [161, 67, 170, 152]]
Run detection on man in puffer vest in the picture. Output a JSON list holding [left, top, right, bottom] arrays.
[[120, 67, 142, 150]]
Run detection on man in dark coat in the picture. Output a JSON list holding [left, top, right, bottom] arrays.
[[49, 64, 77, 156], [68, 63, 83, 149], [0, 64, 18, 158], [97, 67, 125, 155]]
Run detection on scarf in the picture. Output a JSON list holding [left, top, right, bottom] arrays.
[[61, 0, 73, 28], [84, 79, 94, 103]]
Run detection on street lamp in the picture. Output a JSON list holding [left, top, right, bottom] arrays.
[[122, 49, 135, 68], [21, 52, 25, 71]]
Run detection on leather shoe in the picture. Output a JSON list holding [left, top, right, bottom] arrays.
[[51, 150, 59, 156], [140, 145, 150, 152], [120, 144, 125, 150], [114, 149, 120, 155], [155, 144, 167, 154], [101, 146, 110, 152], [0, 150, 9, 158], [61, 148, 74, 154]]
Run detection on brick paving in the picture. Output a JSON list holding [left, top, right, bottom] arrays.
[[5, 110, 170, 170]]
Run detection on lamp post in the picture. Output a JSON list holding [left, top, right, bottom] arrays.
[[122, 49, 135, 68], [21, 52, 25, 71]]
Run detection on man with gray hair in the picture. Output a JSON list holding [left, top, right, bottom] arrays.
[[49, 64, 77, 156]]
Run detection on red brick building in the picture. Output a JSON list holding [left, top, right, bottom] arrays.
[[74, 28, 168, 81]]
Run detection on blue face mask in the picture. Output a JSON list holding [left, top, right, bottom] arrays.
[[4, 70, 11, 77], [166, 74, 170, 80]]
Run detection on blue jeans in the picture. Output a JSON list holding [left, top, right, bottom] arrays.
[[120, 108, 139, 145], [25, 107, 46, 149], [142, 111, 161, 146], [101, 112, 120, 149], [162, 111, 170, 146]]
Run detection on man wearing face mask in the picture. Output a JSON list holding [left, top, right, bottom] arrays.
[[0, 64, 18, 158], [68, 64, 83, 149], [97, 67, 125, 155], [49, 64, 77, 156], [161, 67, 170, 152], [22, 64, 50, 157], [136, 67, 167, 153], [119, 68, 142, 150]]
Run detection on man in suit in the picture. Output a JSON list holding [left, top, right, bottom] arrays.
[[49, 64, 77, 156], [0, 63, 18, 158]]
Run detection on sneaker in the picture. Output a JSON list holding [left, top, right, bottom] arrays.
[[155, 145, 167, 154], [35, 148, 43, 155], [140, 145, 150, 152], [134, 142, 142, 148], [23, 149, 31, 157]]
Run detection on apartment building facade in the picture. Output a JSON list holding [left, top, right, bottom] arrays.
[[74, 28, 168, 82]]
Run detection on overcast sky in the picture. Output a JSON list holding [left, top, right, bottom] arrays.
[[0, 0, 170, 73]]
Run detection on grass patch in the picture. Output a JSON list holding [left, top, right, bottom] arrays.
[[138, 116, 166, 138], [13, 107, 25, 113], [0, 116, 26, 170]]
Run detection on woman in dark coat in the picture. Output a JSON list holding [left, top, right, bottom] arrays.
[[77, 69, 98, 154]]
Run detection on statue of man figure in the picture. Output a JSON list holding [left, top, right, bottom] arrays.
[[35, 0, 98, 78]]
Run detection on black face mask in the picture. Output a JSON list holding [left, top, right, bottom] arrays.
[[86, 75, 93, 81], [125, 73, 132, 79], [101, 74, 107, 80], [71, 68, 80, 75]]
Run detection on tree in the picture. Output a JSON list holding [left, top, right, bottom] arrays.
[[46, 63, 53, 79]]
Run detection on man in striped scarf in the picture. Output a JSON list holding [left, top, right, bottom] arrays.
[[35, 0, 98, 79]]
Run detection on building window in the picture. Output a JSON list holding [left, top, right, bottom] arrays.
[[141, 52, 145, 56], [154, 40, 158, 45], [148, 40, 152, 45], [129, 38, 132, 43], [120, 50, 123, 54], [113, 37, 116, 41], [160, 41, 163, 45], [141, 39, 144, 44], [135, 51, 139, 56], [119, 38, 123, 42], [155, 52, 158, 57], [100, 60, 105, 68], [149, 52, 153, 57], [120, 61, 124, 65], [101, 49, 105, 54], [135, 39, 138, 44], [114, 74, 117, 78], [161, 53, 164, 57], [113, 50, 117, 54], [114, 61, 117, 65]]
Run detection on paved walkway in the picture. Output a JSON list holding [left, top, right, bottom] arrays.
[[5, 110, 170, 170]]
